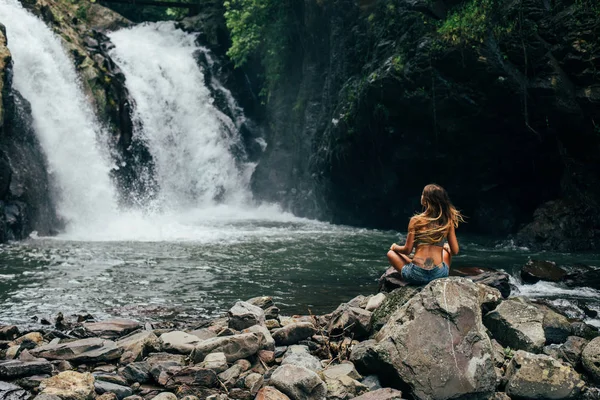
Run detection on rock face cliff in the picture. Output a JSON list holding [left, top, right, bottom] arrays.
[[0, 23, 58, 241], [247, 0, 600, 248]]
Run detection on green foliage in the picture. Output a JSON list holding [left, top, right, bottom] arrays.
[[438, 0, 513, 45], [223, 0, 292, 96], [75, 3, 89, 21]]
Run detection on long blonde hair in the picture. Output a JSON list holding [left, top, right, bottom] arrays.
[[412, 184, 464, 245]]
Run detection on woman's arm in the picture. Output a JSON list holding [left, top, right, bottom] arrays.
[[447, 224, 459, 255], [391, 219, 415, 255]]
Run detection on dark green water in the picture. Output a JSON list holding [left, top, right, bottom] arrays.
[[1, 219, 599, 327]]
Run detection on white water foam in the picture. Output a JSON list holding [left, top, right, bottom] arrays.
[[0, 0, 119, 229], [108, 23, 253, 210]]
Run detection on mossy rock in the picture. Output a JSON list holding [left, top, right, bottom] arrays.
[[370, 285, 422, 334]]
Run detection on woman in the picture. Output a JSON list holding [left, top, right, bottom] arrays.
[[387, 183, 464, 285]]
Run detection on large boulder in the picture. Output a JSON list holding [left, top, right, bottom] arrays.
[[582, 337, 600, 382], [0, 360, 52, 379], [483, 298, 545, 353], [454, 270, 511, 299], [158, 331, 201, 354], [271, 323, 317, 346], [536, 304, 572, 344], [505, 351, 584, 399], [31, 338, 122, 363], [116, 331, 159, 365], [190, 333, 263, 363], [270, 364, 327, 400], [228, 302, 265, 330], [327, 304, 371, 340], [372, 278, 501, 400], [369, 286, 422, 333], [39, 372, 95, 400], [520, 260, 566, 284], [83, 319, 140, 339]]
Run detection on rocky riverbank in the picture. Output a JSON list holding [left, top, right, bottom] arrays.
[[2, 265, 600, 400]]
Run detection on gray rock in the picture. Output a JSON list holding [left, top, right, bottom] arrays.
[[324, 375, 367, 400], [39, 371, 96, 400], [242, 372, 263, 393], [352, 388, 404, 400], [521, 260, 566, 284], [373, 278, 501, 400], [348, 340, 379, 375], [228, 302, 265, 330], [365, 293, 386, 312], [164, 367, 217, 388], [190, 333, 263, 363], [83, 319, 140, 339], [281, 346, 321, 372], [115, 331, 160, 365], [571, 322, 598, 340], [582, 336, 600, 382], [91, 373, 128, 386], [31, 338, 122, 363], [187, 329, 216, 342], [265, 306, 280, 320], [359, 375, 381, 391], [322, 362, 361, 381], [370, 286, 422, 333], [505, 350, 584, 399], [242, 325, 275, 351], [149, 362, 181, 386], [158, 331, 201, 354], [199, 353, 227, 373], [217, 364, 242, 388], [484, 298, 546, 353], [120, 362, 151, 384], [271, 323, 317, 346], [0, 360, 53, 379], [0, 326, 19, 341], [246, 296, 274, 310], [150, 394, 176, 400], [346, 295, 368, 309], [537, 304, 572, 344], [270, 365, 327, 400], [327, 304, 371, 340], [94, 381, 132, 400], [0, 381, 29, 400], [32, 395, 61, 400]]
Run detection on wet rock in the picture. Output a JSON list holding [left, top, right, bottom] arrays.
[[0, 360, 53, 379], [39, 371, 95, 400], [484, 298, 546, 353], [199, 353, 227, 373], [370, 286, 422, 333], [352, 388, 404, 400], [228, 302, 265, 331], [281, 346, 321, 372], [0, 327, 19, 341], [505, 351, 584, 399], [116, 331, 160, 364], [582, 337, 600, 382], [120, 362, 151, 384], [246, 296, 274, 310], [0, 381, 29, 400], [242, 325, 274, 351], [254, 386, 290, 400], [31, 338, 122, 363], [83, 319, 140, 339], [377, 267, 406, 293], [271, 323, 317, 346], [164, 366, 217, 388], [564, 265, 600, 290], [94, 381, 132, 400], [365, 293, 386, 312], [322, 362, 361, 381], [536, 304, 572, 344], [158, 331, 201, 354], [373, 278, 500, 399], [327, 304, 371, 340], [270, 364, 327, 400], [571, 322, 599, 341], [190, 333, 263, 363], [521, 260, 566, 284]]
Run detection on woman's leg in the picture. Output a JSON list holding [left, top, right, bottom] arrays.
[[387, 250, 410, 273], [443, 248, 452, 267]]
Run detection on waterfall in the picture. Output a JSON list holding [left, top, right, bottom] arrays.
[[108, 23, 254, 211], [0, 0, 119, 230]]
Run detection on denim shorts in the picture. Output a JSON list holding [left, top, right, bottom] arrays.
[[401, 262, 449, 285]]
